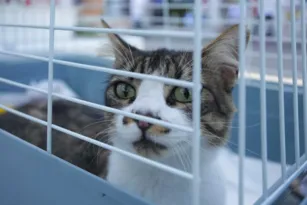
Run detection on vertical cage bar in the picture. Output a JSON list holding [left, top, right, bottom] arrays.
[[259, 0, 268, 198], [162, 0, 171, 47], [16, 5, 20, 51], [192, 0, 202, 205], [14, 5, 18, 52], [276, 0, 287, 181], [238, 0, 247, 204], [245, 1, 254, 71], [302, 0, 307, 159], [1, 4, 6, 50], [290, 0, 300, 168], [47, 0, 56, 154]]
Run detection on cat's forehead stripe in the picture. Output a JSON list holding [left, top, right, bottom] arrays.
[[116, 50, 193, 81]]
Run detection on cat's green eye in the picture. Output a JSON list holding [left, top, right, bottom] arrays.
[[172, 87, 192, 103], [114, 82, 136, 100]]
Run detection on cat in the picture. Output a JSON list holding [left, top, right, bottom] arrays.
[[0, 21, 250, 205], [101, 20, 250, 205]]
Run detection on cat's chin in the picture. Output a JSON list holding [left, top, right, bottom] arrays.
[[112, 132, 186, 159], [133, 137, 168, 158]]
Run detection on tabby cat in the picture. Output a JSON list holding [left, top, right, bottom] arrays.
[[0, 21, 250, 205], [102, 20, 250, 205]]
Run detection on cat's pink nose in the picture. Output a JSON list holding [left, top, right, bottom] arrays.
[[134, 111, 157, 131], [137, 121, 150, 130]]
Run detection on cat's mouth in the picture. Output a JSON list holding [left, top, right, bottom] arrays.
[[132, 134, 167, 156]]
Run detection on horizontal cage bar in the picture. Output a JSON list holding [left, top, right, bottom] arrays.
[[2, 23, 306, 45], [0, 24, 194, 38], [0, 104, 193, 180], [0, 77, 193, 132], [53, 59, 194, 88], [0, 50, 194, 89]]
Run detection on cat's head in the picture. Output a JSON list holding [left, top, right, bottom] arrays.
[[101, 20, 250, 158]]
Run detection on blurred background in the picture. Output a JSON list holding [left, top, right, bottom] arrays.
[[0, 0, 306, 83]]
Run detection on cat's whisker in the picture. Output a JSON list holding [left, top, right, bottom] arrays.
[[165, 134, 261, 158], [83, 129, 115, 163], [176, 142, 191, 171], [177, 52, 187, 69], [81, 119, 106, 132], [178, 142, 192, 169], [173, 145, 187, 171], [95, 128, 114, 139], [225, 122, 260, 129], [224, 141, 260, 157], [171, 145, 188, 172], [202, 121, 260, 129], [181, 57, 193, 69]]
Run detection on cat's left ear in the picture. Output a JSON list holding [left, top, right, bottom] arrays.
[[203, 25, 250, 91], [101, 19, 140, 66]]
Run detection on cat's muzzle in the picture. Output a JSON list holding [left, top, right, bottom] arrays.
[[123, 111, 170, 156], [132, 134, 167, 156]]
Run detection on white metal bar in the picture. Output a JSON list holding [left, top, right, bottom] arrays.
[[301, 0, 307, 161], [0, 103, 193, 180], [55, 26, 194, 38], [162, 0, 171, 47], [245, 2, 255, 77], [290, 0, 300, 168], [192, 0, 202, 204], [52, 94, 193, 132], [0, 24, 49, 29], [259, 0, 268, 198], [254, 153, 307, 204], [144, 15, 302, 27], [46, 0, 56, 154], [0, 50, 193, 88], [2, 45, 307, 62], [0, 77, 46, 94], [0, 49, 304, 87], [0, 77, 192, 133], [0, 104, 48, 126], [1, 5, 6, 49], [1, 22, 307, 45], [57, 26, 307, 44], [57, 127, 193, 180], [0, 24, 193, 38], [238, 0, 247, 204], [261, 160, 307, 205], [276, 0, 287, 181], [254, 52, 303, 60], [0, 50, 49, 61], [108, 2, 259, 10], [52, 59, 194, 88]]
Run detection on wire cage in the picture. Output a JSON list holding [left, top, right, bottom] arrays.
[[0, 0, 306, 205]]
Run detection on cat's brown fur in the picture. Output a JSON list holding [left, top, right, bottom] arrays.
[[0, 99, 110, 178]]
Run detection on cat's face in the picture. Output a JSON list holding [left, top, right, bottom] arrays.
[[102, 21, 250, 158]]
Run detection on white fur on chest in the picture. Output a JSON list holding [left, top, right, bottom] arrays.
[[107, 147, 226, 205], [106, 79, 226, 204]]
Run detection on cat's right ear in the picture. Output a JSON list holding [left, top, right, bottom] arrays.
[[202, 24, 250, 91], [101, 19, 139, 65]]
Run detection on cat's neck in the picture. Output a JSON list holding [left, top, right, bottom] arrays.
[[107, 138, 225, 205]]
